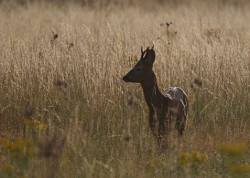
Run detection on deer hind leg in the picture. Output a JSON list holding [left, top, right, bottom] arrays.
[[174, 115, 186, 149], [156, 118, 170, 148], [149, 126, 166, 148], [175, 114, 187, 137], [156, 134, 169, 149]]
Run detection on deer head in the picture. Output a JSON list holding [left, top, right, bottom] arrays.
[[123, 46, 155, 83]]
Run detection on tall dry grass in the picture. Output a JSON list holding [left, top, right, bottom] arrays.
[[0, 1, 249, 177]]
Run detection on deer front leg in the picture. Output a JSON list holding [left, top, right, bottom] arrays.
[[148, 115, 157, 137], [149, 114, 164, 147], [157, 116, 171, 148], [175, 113, 187, 137]]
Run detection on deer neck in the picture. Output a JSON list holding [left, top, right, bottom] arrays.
[[140, 72, 164, 110]]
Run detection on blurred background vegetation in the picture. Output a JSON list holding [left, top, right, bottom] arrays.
[[1, 0, 250, 8]]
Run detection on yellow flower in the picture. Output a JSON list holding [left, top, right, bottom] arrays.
[[200, 153, 208, 161], [0, 137, 9, 144], [36, 124, 48, 130], [25, 120, 40, 126], [178, 152, 189, 167], [190, 151, 208, 164], [217, 142, 248, 156], [5, 138, 34, 159], [5, 142, 24, 152], [25, 120, 48, 131], [227, 165, 250, 174], [1, 164, 12, 174]]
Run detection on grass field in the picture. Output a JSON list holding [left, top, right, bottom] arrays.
[[0, 0, 249, 177]]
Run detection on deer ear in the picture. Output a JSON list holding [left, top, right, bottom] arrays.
[[143, 49, 155, 66]]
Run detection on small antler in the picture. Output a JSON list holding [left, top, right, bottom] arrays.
[[141, 46, 146, 59], [141, 46, 153, 59]]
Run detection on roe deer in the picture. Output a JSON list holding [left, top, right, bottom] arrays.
[[123, 46, 188, 147]]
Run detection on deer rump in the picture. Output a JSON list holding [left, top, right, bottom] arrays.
[[149, 87, 188, 139], [163, 87, 188, 135]]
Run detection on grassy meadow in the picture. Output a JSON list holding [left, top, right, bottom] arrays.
[[0, 0, 249, 177]]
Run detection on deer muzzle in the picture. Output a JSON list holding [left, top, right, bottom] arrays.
[[122, 75, 131, 82]]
